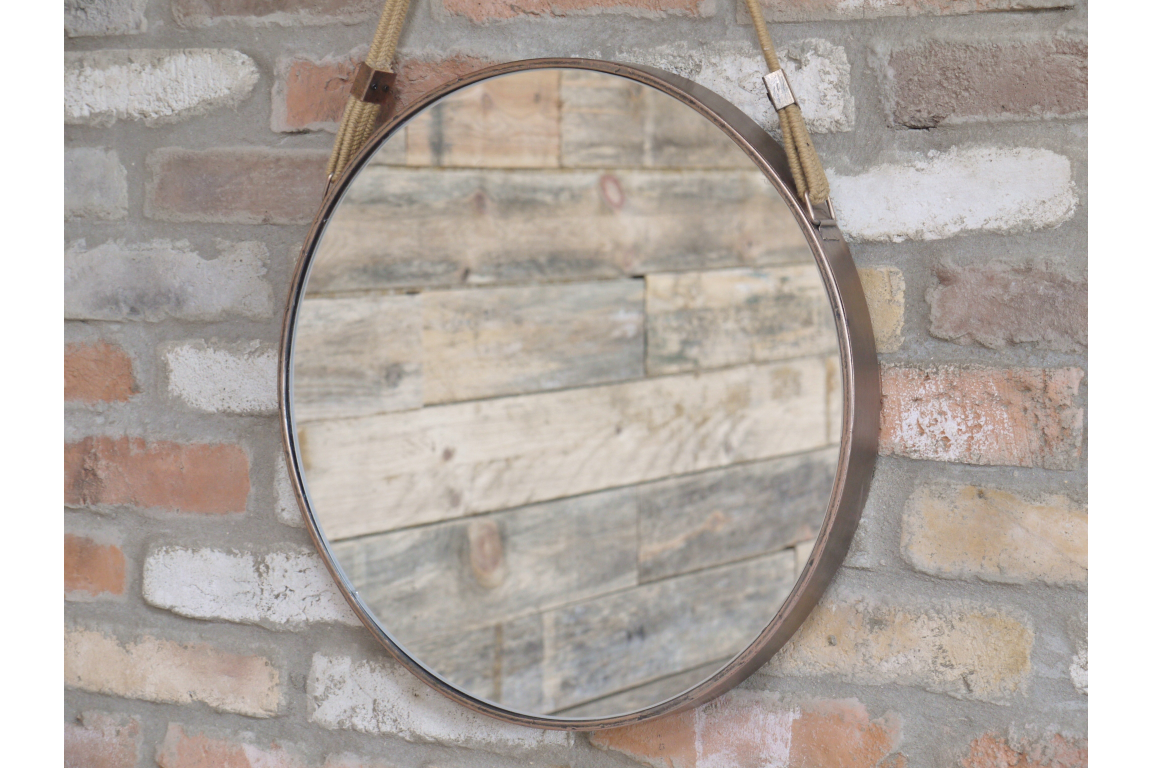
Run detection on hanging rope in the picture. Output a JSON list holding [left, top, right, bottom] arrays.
[[741, 0, 831, 206], [325, 0, 412, 182], [325, 0, 831, 208]]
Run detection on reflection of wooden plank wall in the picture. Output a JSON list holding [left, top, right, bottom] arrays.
[[295, 70, 840, 717]]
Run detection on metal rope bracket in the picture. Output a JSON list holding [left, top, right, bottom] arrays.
[[350, 63, 397, 105]]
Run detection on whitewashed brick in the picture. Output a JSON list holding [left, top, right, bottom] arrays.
[[65, 239, 274, 322], [65, 148, 128, 220], [164, 342, 277, 414], [308, 654, 566, 749], [65, 49, 258, 126], [1070, 643, 1087, 695], [275, 456, 305, 528], [143, 547, 357, 626], [829, 147, 1077, 242], [65, 0, 148, 37], [65, 627, 280, 717], [625, 40, 854, 134]]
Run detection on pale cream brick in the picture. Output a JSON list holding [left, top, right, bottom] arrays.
[[64, 627, 280, 717], [858, 267, 905, 354], [902, 483, 1086, 586], [770, 600, 1033, 702]]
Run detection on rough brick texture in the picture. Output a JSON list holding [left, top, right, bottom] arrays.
[[172, 0, 378, 27], [443, 0, 713, 23], [746, 0, 1069, 22], [65, 627, 279, 717], [889, 40, 1088, 128], [928, 262, 1087, 352], [65, 534, 126, 598], [65, 712, 141, 768], [64, 437, 250, 514], [65, 148, 128, 220], [592, 692, 901, 768], [879, 366, 1084, 470], [145, 148, 328, 224], [65, 341, 137, 403], [962, 733, 1087, 768]]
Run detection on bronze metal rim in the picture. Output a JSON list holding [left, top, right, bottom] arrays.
[[278, 57, 880, 731]]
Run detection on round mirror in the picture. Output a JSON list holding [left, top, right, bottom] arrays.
[[281, 60, 878, 729]]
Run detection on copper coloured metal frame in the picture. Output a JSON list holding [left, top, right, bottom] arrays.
[[279, 58, 880, 731]]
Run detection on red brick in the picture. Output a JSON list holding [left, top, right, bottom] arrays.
[[590, 693, 900, 768], [927, 263, 1087, 352], [962, 733, 1086, 768], [442, 0, 710, 23], [156, 724, 306, 768], [64, 436, 249, 514], [172, 0, 377, 27], [145, 148, 327, 225], [65, 712, 141, 768], [272, 54, 495, 134], [64, 534, 125, 598], [65, 341, 137, 403], [745, 0, 1069, 23], [879, 366, 1084, 470], [890, 40, 1087, 128]]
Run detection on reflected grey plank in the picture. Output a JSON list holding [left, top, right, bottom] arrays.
[[292, 294, 422, 422], [637, 447, 838, 583], [301, 359, 829, 540], [645, 267, 840, 375], [308, 167, 810, 294], [542, 551, 795, 712], [423, 280, 645, 404], [559, 70, 751, 170], [549, 659, 727, 718], [331, 488, 639, 637]]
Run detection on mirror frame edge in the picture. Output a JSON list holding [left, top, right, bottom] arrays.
[[277, 57, 881, 732]]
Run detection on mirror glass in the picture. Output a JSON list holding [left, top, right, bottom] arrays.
[[291, 68, 842, 720]]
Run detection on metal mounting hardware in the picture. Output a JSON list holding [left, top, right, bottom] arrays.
[[350, 63, 397, 105], [763, 70, 796, 111], [804, 192, 841, 241]]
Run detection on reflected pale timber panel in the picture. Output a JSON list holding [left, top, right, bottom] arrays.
[[560, 69, 752, 170], [301, 358, 830, 541], [308, 168, 810, 294], [422, 280, 645, 404], [646, 267, 839, 375]]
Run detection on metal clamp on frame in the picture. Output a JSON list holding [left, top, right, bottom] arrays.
[[350, 62, 397, 105], [762, 70, 796, 111], [805, 192, 841, 241]]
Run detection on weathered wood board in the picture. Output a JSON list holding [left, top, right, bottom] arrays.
[[540, 550, 795, 712], [559, 69, 751, 170], [301, 358, 830, 540], [332, 487, 639, 636], [308, 167, 811, 294], [292, 294, 422, 422], [405, 69, 561, 169], [422, 280, 645, 404], [636, 446, 839, 582], [645, 267, 839, 375]]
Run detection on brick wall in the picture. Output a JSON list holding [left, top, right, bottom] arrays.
[[64, 0, 1087, 764]]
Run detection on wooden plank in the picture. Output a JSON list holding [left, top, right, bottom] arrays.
[[550, 659, 727, 718], [307, 167, 811, 295], [405, 69, 561, 169], [330, 487, 639, 637], [422, 280, 645, 404], [540, 550, 796, 712], [301, 358, 830, 540], [636, 447, 839, 583], [645, 266, 839, 375], [559, 69, 751, 170], [291, 294, 422, 422]]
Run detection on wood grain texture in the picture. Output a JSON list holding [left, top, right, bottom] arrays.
[[560, 69, 751, 170], [308, 167, 811, 294], [645, 266, 839, 375], [331, 488, 639, 636], [637, 447, 838, 583], [405, 69, 561, 169], [302, 359, 831, 540], [292, 294, 422, 422], [422, 280, 645, 404]]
